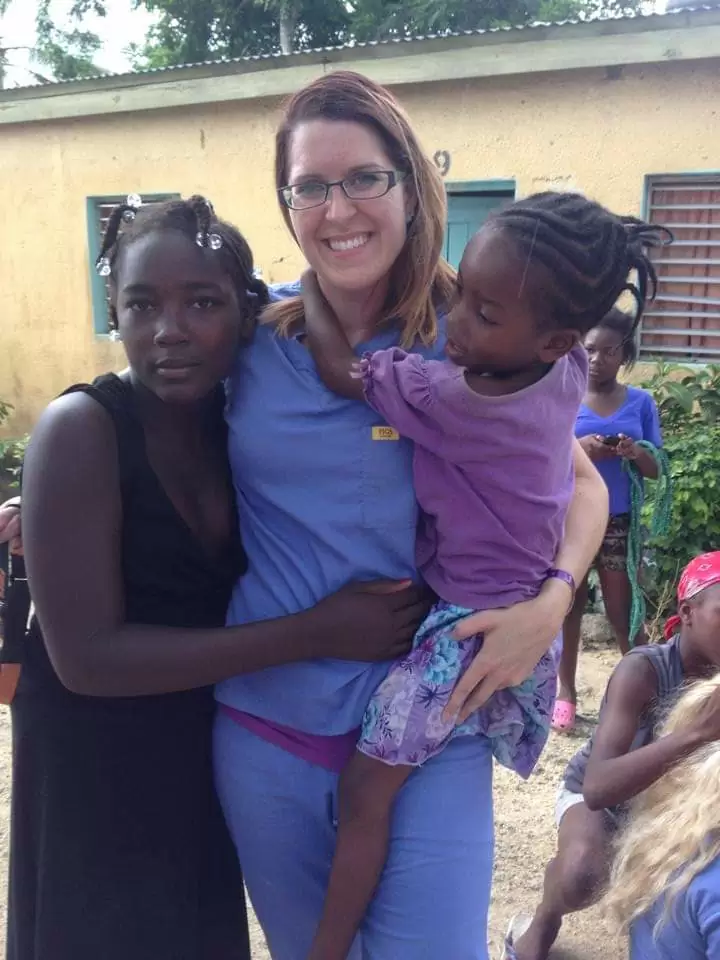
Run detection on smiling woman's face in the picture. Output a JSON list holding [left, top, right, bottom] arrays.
[[286, 119, 411, 295]]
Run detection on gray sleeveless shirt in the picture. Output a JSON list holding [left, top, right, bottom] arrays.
[[563, 637, 685, 795]]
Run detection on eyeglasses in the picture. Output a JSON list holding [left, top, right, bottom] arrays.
[[279, 170, 406, 211]]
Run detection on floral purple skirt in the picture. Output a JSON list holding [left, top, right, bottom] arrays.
[[358, 600, 561, 779]]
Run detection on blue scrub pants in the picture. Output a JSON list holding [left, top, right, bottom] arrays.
[[213, 711, 494, 959]]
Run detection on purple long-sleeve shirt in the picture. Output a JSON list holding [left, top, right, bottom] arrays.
[[362, 345, 588, 611]]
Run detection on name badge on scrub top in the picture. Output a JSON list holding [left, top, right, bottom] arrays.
[[372, 426, 400, 441]]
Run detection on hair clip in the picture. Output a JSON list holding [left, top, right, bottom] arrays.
[[96, 256, 111, 277], [122, 194, 143, 223], [195, 231, 223, 250]]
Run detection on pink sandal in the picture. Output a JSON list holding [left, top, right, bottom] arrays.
[[551, 699, 576, 733]]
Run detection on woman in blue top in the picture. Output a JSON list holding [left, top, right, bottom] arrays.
[[214, 71, 609, 959], [607, 673, 720, 960], [554, 307, 662, 733]]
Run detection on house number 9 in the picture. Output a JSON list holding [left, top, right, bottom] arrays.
[[433, 150, 451, 177]]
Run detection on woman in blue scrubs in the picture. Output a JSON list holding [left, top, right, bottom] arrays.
[[214, 71, 609, 959]]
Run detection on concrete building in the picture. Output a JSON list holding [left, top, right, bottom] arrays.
[[1, 5, 718, 432]]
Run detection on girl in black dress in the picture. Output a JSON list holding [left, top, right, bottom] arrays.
[[4, 197, 427, 960]]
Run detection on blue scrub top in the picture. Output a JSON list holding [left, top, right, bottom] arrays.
[[217, 282, 446, 734], [630, 856, 720, 959]]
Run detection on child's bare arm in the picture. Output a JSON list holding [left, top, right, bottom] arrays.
[[302, 269, 365, 401], [583, 656, 707, 810], [308, 752, 412, 960]]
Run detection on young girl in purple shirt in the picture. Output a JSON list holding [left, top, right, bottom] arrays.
[[301, 191, 669, 960]]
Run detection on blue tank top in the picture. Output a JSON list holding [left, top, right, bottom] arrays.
[[563, 638, 685, 795]]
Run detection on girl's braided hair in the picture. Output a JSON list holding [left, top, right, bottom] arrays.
[[488, 191, 673, 338], [96, 195, 268, 337]]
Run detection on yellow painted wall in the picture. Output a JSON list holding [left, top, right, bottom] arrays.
[[1, 57, 718, 435]]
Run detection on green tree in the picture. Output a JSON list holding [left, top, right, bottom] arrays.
[[129, 0, 277, 67], [1, 0, 28, 87], [348, 0, 645, 42], [131, 0, 348, 66], [132, 0, 643, 66], [33, 0, 107, 81]]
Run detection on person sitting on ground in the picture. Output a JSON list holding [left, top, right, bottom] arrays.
[[607, 672, 720, 959], [506, 551, 720, 960], [553, 307, 663, 734]]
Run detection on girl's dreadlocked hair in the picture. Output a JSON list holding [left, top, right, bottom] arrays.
[[96, 195, 269, 336], [488, 192, 673, 338]]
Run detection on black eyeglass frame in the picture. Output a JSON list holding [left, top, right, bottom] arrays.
[[278, 170, 407, 211]]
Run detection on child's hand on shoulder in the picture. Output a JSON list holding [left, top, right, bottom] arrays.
[[350, 359, 369, 381], [301, 267, 324, 310], [301, 266, 319, 294]]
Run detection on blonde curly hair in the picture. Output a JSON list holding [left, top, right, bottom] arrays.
[[606, 673, 720, 937], [263, 70, 455, 347]]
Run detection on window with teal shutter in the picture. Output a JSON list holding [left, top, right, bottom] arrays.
[[86, 193, 180, 336], [443, 181, 516, 269]]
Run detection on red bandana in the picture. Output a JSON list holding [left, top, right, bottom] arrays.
[[664, 551, 720, 640]]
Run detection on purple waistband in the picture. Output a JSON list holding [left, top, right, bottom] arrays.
[[220, 704, 359, 773]]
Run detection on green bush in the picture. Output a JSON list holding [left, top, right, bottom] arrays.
[[643, 361, 720, 432], [641, 362, 720, 619], [0, 400, 28, 498]]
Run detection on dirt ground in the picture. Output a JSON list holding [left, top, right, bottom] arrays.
[[0, 640, 624, 960]]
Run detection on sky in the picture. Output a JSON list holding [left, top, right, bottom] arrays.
[[0, 0, 158, 86]]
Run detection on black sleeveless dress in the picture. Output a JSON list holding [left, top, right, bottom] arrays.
[[7, 375, 251, 960]]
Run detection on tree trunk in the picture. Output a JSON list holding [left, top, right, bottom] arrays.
[[278, 0, 299, 54]]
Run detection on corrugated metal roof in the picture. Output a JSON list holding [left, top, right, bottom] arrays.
[[7, 3, 719, 91]]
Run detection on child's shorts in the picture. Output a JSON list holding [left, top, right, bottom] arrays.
[[555, 783, 623, 829], [358, 599, 561, 779], [555, 784, 585, 827]]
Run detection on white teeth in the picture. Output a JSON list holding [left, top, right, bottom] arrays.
[[328, 234, 369, 252]]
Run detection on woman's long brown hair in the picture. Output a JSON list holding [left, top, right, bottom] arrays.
[[263, 70, 455, 347]]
